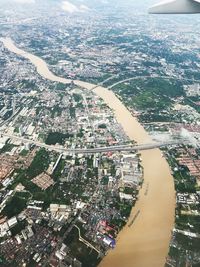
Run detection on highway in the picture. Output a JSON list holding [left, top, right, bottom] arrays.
[[108, 75, 200, 89], [2, 132, 184, 154]]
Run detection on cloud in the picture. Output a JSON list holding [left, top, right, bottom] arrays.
[[79, 4, 90, 11], [13, 0, 35, 3], [180, 128, 198, 148], [61, 1, 79, 13], [61, 1, 90, 13]]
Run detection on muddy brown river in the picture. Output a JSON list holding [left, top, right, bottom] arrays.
[[1, 37, 176, 267]]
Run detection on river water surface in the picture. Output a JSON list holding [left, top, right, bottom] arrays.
[[1, 37, 175, 267]]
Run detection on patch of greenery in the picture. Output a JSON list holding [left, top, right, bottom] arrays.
[[45, 132, 73, 145], [120, 202, 132, 218], [10, 220, 28, 236], [20, 149, 29, 157], [2, 195, 28, 219], [51, 104, 63, 118], [52, 159, 65, 181], [101, 176, 109, 185], [27, 148, 50, 178], [114, 77, 185, 112], [14, 127, 19, 133], [0, 144, 16, 154], [64, 227, 100, 267], [73, 93, 82, 102], [124, 187, 134, 195], [77, 128, 84, 138], [55, 83, 67, 91], [69, 105, 76, 118], [98, 124, 107, 129]]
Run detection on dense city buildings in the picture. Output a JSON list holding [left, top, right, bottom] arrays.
[[0, 0, 199, 267]]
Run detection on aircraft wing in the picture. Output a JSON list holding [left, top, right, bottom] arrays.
[[149, 0, 200, 14]]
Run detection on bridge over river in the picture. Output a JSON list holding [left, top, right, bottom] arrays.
[[1, 133, 185, 154]]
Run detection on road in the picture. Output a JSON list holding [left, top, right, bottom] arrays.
[[2, 132, 184, 154], [108, 75, 200, 89]]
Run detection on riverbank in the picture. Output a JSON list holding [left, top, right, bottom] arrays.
[[1, 37, 176, 267], [94, 87, 175, 267]]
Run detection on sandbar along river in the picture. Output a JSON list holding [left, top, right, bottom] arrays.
[[1, 37, 176, 267]]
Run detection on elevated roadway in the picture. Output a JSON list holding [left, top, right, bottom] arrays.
[[1, 133, 184, 154], [108, 75, 200, 89]]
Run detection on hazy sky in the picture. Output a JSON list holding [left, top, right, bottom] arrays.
[[1, 0, 200, 28], [0, 0, 159, 9], [0, 0, 156, 19]]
